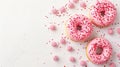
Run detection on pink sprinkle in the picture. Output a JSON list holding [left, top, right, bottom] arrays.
[[60, 6, 66, 13], [68, 2, 75, 9], [109, 62, 116, 67], [108, 28, 114, 35], [51, 41, 58, 48], [60, 38, 66, 44], [67, 46, 74, 52], [69, 56, 76, 62], [51, 8, 59, 15], [117, 53, 120, 60], [80, 60, 87, 66], [117, 28, 120, 34], [72, 0, 79, 3], [49, 25, 56, 31], [80, 2, 86, 9], [53, 55, 59, 61]]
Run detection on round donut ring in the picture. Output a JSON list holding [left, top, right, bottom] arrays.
[[90, 0, 117, 27], [66, 14, 93, 42], [86, 38, 112, 64]]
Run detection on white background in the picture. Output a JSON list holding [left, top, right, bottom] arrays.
[[0, 0, 120, 67]]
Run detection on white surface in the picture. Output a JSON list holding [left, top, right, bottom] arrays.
[[0, 0, 120, 67]]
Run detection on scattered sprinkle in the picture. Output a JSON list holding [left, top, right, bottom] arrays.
[[60, 6, 66, 13], [51, 41, 58, 48], [117, 53, 120, 60], [80, 60, 87, 67], [49, 25, 56, 31], [72, 0, 79, 3], [108, 28, 114, 35], [67, 46, 74, 52], [51, 8, 59, 15], [53, 55, 59, 61], [117, 28, 120, 34], [69, 56, 76, 62], [80, 1, 86, 9], [68, 2, 75, 9], [60, 38, 66, 44], [109, 62, 116, 67]]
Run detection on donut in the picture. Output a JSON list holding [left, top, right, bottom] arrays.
[[86, 38, 112, 64], [66, 14, 93, 42], [90, 0, 117, 27]]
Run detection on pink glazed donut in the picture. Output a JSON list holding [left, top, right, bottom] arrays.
[[66, 14, 93, 42], [90, 0, 117, 27], [86, 38, 112, 64]]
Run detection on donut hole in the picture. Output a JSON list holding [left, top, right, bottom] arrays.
[[96, 47, 103, 55], [76, 24, 82, 31], [100, 11, 105, 16]]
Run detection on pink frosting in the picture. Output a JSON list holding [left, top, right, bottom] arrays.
[[90, 1, 117, 27], [87, 38, 112, 64], [67, 14, 93, 41]]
